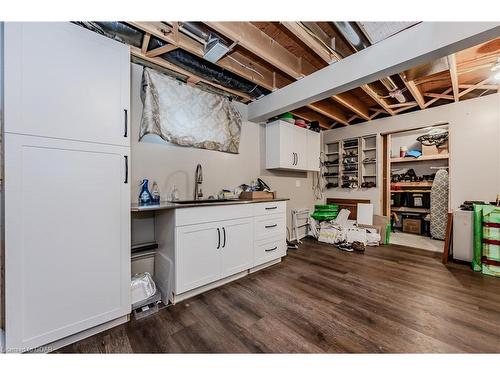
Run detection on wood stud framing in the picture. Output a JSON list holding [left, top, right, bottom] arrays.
[[127, 21, 499, 126], [448, 54, 460, 102]]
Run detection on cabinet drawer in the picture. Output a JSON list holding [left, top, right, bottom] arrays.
[[254, 236, 287, 266], [253, 201, 286, 216], [254, 214, 286, 241], [175, 204, 254, 227]]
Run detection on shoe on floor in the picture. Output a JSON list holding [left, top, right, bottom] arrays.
[[351, 241, 365, 253]]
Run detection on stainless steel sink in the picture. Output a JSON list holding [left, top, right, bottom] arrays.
[[172, 199, 239, 204]]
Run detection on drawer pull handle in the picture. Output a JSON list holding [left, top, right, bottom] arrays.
[[265, 246, 278, 252], [265, 224, 278, 228], [265, 206, 278, 210]]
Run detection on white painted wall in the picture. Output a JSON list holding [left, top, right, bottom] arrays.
[[130, 63, 315, 245], [322, 93, 500, 214]]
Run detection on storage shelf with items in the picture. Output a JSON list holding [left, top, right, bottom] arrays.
[[388, 124, 449, 237], [324, 141, 340, 189], [340, 138, 360, 189], [360, 134, 377, 188]]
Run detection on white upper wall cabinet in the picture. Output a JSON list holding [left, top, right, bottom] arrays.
[[306, 131, 321, 171], [265, 120, 320, 172], [4, 22, 130, 146]]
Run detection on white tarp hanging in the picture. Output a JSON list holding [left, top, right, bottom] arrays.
[[139, 67, 242, 154]]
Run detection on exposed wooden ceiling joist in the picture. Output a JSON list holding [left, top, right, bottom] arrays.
[[281, 22, 336, 63], [459, 83, 498, 90], [202, 21, 357, 124], [247, 22, 500, 122], [205, 22, 305, 79], [145, 43, 178, 58], [423, 92, 454, 100], [331, 92, 371, 120], [128, 22, 279, 91], [361, 84, 396, 116], [141, 33, 151, 54], [307, 101, 349, 126], [423, 88, 453, 108], [279, 22, 383, 120], [400, 76, 426, 109], [447, 54, 460, 101], [387, 101, 418, 109], [459, 77, 492, 97]]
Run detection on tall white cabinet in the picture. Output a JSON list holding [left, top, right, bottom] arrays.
[[3, 23, 131, 352]]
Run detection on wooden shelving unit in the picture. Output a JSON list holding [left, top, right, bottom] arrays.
[[341, 138, 360, 188], [324, 141, 340, 188], [392, 207, 430, 214], [392, 181, 433, 188], [361, 134, 377, 187], [390, 154, 449, 163], [323, 135, 378, 189]]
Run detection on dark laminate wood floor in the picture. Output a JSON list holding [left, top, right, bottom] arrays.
[[57, 239, 500, 353]]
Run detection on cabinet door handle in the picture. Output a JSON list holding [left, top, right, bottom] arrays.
[[294, 152, 297, 165], [222, 227, 226, 248], [296, 153, 299, 165], [265, 224, 278, 228], [291, 153, 295, 166], [124, 109, 128, 138], [216, 228, 221, 249], [265, 246, 277, 252], [124, 155, 128, 184], [265, 206, 278, 210]]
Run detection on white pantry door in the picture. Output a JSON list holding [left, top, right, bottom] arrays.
[[4, 134, 130, 351], [4, 22, 130, 146]]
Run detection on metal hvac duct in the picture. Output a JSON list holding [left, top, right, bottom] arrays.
[[333, 22, 407, 103]]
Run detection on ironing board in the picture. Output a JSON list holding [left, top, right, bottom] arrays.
[[430, 169, 449, 240]]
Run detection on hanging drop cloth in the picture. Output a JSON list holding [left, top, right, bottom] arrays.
[[430, 169, 449, 240], [139, 67, 242, 153]]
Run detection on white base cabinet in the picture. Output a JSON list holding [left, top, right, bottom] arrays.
[[265, 120, 320, 172], [155, 201, 287, 302]]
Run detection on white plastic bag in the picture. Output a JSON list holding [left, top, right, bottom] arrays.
[[131, 272, 157, 305]]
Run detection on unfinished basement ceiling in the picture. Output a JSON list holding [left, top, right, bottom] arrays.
[[77, 22, 500, 129]]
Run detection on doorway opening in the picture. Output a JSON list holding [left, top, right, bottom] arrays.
[[382, 124, 449, 252]]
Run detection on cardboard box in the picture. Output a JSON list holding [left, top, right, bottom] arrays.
[[239, 191, 276, 200], [403, 218, 422, 234], [358, 215, 390, 244], [422, 141, 448, 156]]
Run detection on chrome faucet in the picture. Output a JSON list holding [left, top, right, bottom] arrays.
[[194, 164, 203, 200]]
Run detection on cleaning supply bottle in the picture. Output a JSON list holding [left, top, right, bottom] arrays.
[[151, 181, 161, 205], [138, 179, 153, 206], [170, 185, 179, 201]]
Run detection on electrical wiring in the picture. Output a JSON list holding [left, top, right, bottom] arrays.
[[227, 55, 265, 79]]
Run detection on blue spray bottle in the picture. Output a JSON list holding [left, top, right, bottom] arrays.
[[139, 179, 154, 206]]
